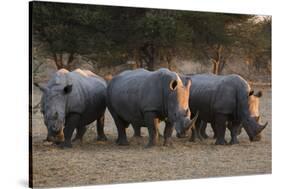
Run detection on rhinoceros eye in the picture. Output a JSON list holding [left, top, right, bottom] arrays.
[[169, 80, 178, 91]]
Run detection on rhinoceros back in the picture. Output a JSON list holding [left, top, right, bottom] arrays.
[[107, 69, 150, 124], [190, 73, 251, 121], [45, 69, 106, 123], [66, 69, 106, 117], [189, 74, 222, 121], [107, 68, 175, 125]]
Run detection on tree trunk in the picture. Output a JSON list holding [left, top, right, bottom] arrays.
[[147, 57, 154, 71], [141, 43, 155, 71], [52, 52, 76, 71], [133, 49, 143, 68], [211, 44, 225, 75], [166, 50, 173, 70], [212, 61, 219, 75], [67, 53, 74, 65], [52, 52, 64, 70], [65, 53, 75, 71]]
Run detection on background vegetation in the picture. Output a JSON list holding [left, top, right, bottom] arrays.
[[31, 2, 271, 81]]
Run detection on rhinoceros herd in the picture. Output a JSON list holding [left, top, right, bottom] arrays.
[[34, 68, 267, 148]]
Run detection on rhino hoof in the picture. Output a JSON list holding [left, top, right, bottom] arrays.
[[72, 137, 82, 143], [144, 142, 155, 148], [229, 140, 239, 145], [133, 134, 143, 138], [201, 133, 209, 139], [97, 135, 107, 141], [163, 139, 173, 147], [59, 141, 72, 149], [116, 139, 129, 146], [189, 137, 199, 143], [176, 133, 188, 138], [215, 139, 226, 145]]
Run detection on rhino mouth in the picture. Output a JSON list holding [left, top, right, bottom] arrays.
[[250, 133, 262, 141], [175, 111, 198, 135], [246, 120, 267, 142], [251, 122, 267, 141], [46, 129, 65, 143]]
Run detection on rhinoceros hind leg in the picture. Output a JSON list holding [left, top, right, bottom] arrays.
[[96, 115, 107, 141], [229, 139, 239, 145], [132, 124, 142, 137], [72, 126, 86, 143], [200, 121, 209, 139], [176, 131, 188, 138], [111, 114, 129, 145], [189, 127, 202, 142], [214, 114, 227, 145]]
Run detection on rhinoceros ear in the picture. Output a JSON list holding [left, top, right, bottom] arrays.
[[182, 77, 192, 87], [254, 91, 262, 98], [63, 84, 72, 94], [249, 90, 254, 96], [34, 83, 48, 93], [169, 80, 178, 91]]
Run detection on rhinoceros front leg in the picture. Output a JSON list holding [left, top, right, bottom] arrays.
[[60, 113, 81, 148], [214, 113, 227, 145], [189, 119, 202, 142], [132, 124, 142, 137], [96, 115, 107, 141], [163, 120, 174, 146], [144, 112, 159, 148], [72, 126, 87, 143]]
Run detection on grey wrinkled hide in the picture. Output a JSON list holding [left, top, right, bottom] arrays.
[[189, 74, 251, 122], [39, 69, 107, 140], [186, 73, 266, 142], [107, 68, 193, 146]]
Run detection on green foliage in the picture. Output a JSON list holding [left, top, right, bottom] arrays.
[[230, 16, 271, 71], [180, 12, 254, 61], [32, 2, 271, 72], [32, 2, 112, 55]]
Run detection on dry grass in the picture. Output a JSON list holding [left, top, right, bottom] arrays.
[[31, 86, 271, 188]]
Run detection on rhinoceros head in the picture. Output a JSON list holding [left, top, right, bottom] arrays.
[[243, 90, 267, 141], [248, 90, 263, 122], [243, 117, 267, 141], [167, 74, 198, 134], [236, 90, 263, 136], [35, 81, 72, 143]]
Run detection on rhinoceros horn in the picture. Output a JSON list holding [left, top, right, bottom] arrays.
[[184, 111, 199, 131], [256, 122, 268, 135]]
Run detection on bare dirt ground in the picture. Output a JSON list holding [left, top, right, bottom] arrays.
[[31, 85, 271, 188]]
